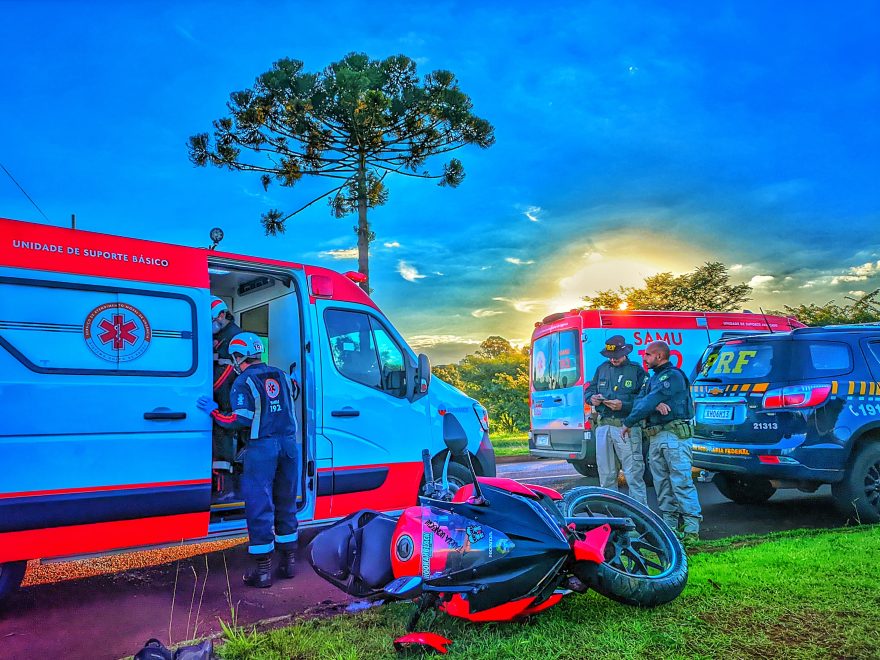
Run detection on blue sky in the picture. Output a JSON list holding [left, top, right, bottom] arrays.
[[2, 1, 878, 362]]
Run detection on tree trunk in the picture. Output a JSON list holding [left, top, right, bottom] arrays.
[[356, 163, 370, 294]]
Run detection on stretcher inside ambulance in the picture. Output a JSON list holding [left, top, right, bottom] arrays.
[[0, 217, 495, 601]]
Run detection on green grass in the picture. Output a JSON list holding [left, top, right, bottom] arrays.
[[216, 526, 880, 659], [490, 432, 529, 457]]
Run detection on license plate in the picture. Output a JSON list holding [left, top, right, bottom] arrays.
[[534, 434, 550, 447], [703, 405, 734, 421]]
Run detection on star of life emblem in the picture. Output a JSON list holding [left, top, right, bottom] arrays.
[[84, 302, 152, 362], [265, 378, 281, 399]]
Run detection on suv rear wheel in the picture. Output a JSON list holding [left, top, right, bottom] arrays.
[[714, 474, 776, 505], [832, 441, 880, 524]]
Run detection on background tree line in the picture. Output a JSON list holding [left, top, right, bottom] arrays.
[[433, 336, 530, 434], [437, 266, 879, 436]]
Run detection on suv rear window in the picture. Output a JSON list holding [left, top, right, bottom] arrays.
[[694, 338, 853, 382]]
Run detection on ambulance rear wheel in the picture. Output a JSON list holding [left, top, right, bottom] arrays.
[[0, 560, 27, 602], [569, 460, 599, 478]]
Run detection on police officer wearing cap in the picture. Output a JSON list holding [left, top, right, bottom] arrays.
[[622, 340, 702, 543], [584, 335, 649, 504], [197, 332, 300, 587]]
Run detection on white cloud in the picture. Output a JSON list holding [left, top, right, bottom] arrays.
[[493, 297, 543, 313], [830, 260, 880, 284], [748, 275, 775, 287], [433, 271, 444, 276], [472, 309, 504, 318], [480, 265, 492, 271], [319, 248, 358, 260], [730, 264, 744, 271], [505, 257, 535, 266], [397, 260, 426, 282], [384, 241, 401, 248], [407, 334, 481, 349], [799, 280, 816, 289], [523, 205, 542, 222], [849, 290, 867, 297]]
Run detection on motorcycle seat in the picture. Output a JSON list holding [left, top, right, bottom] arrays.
[[353, 515, 396, 589]]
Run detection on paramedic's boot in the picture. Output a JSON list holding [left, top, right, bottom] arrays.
[[277, 548, 296, 579], [243, 554, 273, 588]]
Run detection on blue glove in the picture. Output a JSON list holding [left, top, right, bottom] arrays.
[[197, 396, 218, 414]]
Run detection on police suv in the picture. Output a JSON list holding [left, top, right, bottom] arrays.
[[692, 325, 880, 522]]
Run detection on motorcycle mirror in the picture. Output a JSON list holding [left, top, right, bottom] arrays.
[[442, 413, 468, 457], [384, 575, 424, 599]]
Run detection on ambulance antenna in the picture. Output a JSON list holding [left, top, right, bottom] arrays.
[[759, 307, 775, 333]]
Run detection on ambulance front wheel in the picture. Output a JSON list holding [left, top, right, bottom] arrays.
[[0, 560, 27, 602]]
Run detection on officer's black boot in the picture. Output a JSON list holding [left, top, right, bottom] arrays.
[[277, 548, 296, 579], [243, 554, 273, 588]]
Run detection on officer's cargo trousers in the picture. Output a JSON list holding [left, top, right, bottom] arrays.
[[595, 424, 648, 506], [242, 435, 300, 555], [648, 430, 702, 534]]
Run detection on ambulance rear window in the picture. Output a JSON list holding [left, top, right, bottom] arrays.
[[532, 329, 581, 391], [0, 277, 196, 376]]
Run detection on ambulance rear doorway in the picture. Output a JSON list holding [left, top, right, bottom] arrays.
[[207, 264, 307, 530]]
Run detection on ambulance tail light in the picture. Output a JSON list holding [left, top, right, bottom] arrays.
[[584, 403, 592, 429], [762, 384, 831, 409]]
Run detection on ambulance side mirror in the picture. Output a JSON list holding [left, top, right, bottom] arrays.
[[409, 353, 431, 402]]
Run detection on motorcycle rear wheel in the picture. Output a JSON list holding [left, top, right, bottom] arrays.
[[563, 486, 687, 608]]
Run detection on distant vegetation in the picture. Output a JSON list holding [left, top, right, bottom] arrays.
[[582, 262, 752, 312], [433, 336, 529, 433], [775, 288, 880, 326]]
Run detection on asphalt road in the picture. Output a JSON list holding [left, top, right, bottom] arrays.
[[0, 458, 852, 659]]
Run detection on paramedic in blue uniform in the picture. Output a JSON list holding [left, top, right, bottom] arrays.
[[622, 340, 702, 544], [197, 332, 300, 587]]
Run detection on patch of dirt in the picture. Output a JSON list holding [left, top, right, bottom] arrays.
[[696, 607, 872, 658]]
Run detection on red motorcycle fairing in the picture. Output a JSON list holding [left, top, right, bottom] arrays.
[[451, 477, 563, 503], [390, 505, 515, 580], [441, 591, 565, 622], [393, 632, 452, 654], [452, 477, 539, 502], [572, 524, 611, 564]]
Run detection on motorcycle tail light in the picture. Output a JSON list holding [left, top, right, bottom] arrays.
[[763, 384, 831, 409]]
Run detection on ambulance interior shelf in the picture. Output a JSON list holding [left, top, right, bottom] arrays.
[[208, 267, 306, 515]]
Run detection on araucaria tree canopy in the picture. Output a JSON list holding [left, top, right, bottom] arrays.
[[188, 53, 494, 292]]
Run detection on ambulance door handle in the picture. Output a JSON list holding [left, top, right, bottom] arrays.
[[144, 410, 187, 420], [331, 408, 360, 417], [552, 396, 564, 403]]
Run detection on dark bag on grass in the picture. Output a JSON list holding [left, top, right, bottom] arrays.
[[134, 638, 215, 660]]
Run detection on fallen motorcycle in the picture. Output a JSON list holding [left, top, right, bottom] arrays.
[[309, 413, 687, 653]]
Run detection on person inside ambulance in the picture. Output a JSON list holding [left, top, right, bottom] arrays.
[[210, 297, 242, 501], [196, 332, 300, 588], [211, 296, 242, 362]]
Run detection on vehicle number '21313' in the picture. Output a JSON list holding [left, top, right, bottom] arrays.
[[753, 422, 778, 430]]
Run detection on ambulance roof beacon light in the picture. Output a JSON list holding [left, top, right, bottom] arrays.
[[209, 227, 224, 250]]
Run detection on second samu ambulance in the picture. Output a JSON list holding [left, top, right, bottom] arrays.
[[0, 216, 494, 601], [528, 308, 802, 475]]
